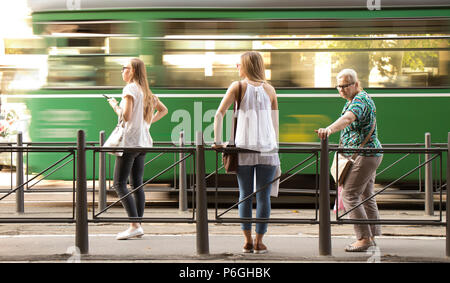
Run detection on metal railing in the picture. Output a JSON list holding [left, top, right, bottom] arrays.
[[207, 133, 449, 256], [89, 140, 196, 224], [0, 132, 77, 223], [98, 130, 191, 212], [332, 146, 446, 225], [81, 130, 206, 254], [0, 130, 448, 258], [210, 145, 320, 225]]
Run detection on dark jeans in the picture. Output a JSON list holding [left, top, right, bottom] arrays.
[[113, 151, 146, 218]]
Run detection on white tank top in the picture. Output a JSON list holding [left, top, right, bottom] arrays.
[[120, 83, 153, 148], [235, 82, 280, 166]]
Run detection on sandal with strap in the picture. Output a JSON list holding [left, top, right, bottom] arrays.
[[344, 241, 376, 252], [254, 243, 268, 254], [242, 243, 254, 253]]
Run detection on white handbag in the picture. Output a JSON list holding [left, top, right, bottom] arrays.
[[330, 152, 355, 185], [331, 122, 376, 185], [103, 116, 125, 157]]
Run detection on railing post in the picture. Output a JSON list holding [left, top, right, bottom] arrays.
[[425, 133, 434, 215], [319, 137, 332, 256], [446, 132, 450, 257], [99, 131, 107, 211], [179, 131, 188, 211], [195, 131, 209, 255], [76, 130, 89, 254], [16, 132, 24, 214]]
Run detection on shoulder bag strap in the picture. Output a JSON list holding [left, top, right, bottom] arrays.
[[231, 81, 242, 145], [360, 120, 376, 148], [350, 119, 376, 159], [117, 108, 125, 126], [235, 81, 242, 111]]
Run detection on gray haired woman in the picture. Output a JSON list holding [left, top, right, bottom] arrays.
[[316, 69, 383, 252]]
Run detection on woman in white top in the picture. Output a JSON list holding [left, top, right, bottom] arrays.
[[108, 58, 168, 240], [213, 51, 280, 254]]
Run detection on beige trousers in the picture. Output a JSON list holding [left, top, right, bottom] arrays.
[[342, 155, 383, 240]]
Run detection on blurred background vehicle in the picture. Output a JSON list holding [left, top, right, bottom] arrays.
[[1, 0, 448, 191]]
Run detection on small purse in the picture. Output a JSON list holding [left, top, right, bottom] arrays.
[[104, 115, 125, 157], [222, 81, 243, 173], [330, 152, 355, 186], [330, 122, 376, 185]]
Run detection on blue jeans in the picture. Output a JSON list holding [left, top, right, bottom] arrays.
[[113, 151, 146, 218], [236, 164, 277, 235]]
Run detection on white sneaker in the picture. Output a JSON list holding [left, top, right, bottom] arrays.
[[115, 227, 144, 240]]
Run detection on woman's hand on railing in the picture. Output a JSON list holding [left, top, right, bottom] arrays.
[[315, 127, 332, 140], [211, 142, 226, 150]]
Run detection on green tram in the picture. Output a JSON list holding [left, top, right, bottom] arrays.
[[16, 0, 450, 187]]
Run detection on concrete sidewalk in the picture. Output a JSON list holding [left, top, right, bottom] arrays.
[[0, 207, 448, 262], [0, 233, 447, 263]]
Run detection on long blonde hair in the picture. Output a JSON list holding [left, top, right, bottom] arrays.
[[130, 58, 154, 123], [240, 51, 266, 82]]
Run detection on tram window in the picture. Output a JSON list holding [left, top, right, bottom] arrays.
[[157, 40, 450, 88], [160, 19, 450, 36], [1, 38, 48, 91], [35, 21, 138, 36], [155, 19, 450, 89], [35, 21, 139, 88], [45, 56, 136, 88], [36, 19, 450, 89]]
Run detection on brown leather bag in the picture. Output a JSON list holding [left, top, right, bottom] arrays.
[[222, 81, 243, 173]]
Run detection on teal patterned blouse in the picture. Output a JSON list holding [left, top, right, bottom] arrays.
[[339, 90, 382, 156]]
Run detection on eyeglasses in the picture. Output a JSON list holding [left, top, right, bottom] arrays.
[[121, 66, 130, 72], [336, 82, 355, 90]]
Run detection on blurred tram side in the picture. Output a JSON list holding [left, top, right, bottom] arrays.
[[2, 0, 447, 198]]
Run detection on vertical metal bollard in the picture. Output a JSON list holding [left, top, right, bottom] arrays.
[[425, 133, 434, 215], [195, 131, 209, 255], [446, 132, 450, 257], [99, 131, 107, 211], [16, 132, 24, 214], [319, 137, 332, 256], [76, 130, 89, 254], [179, 131, 188, 211]]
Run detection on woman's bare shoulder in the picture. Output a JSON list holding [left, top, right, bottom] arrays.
[[263, 83, 277, 97]]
